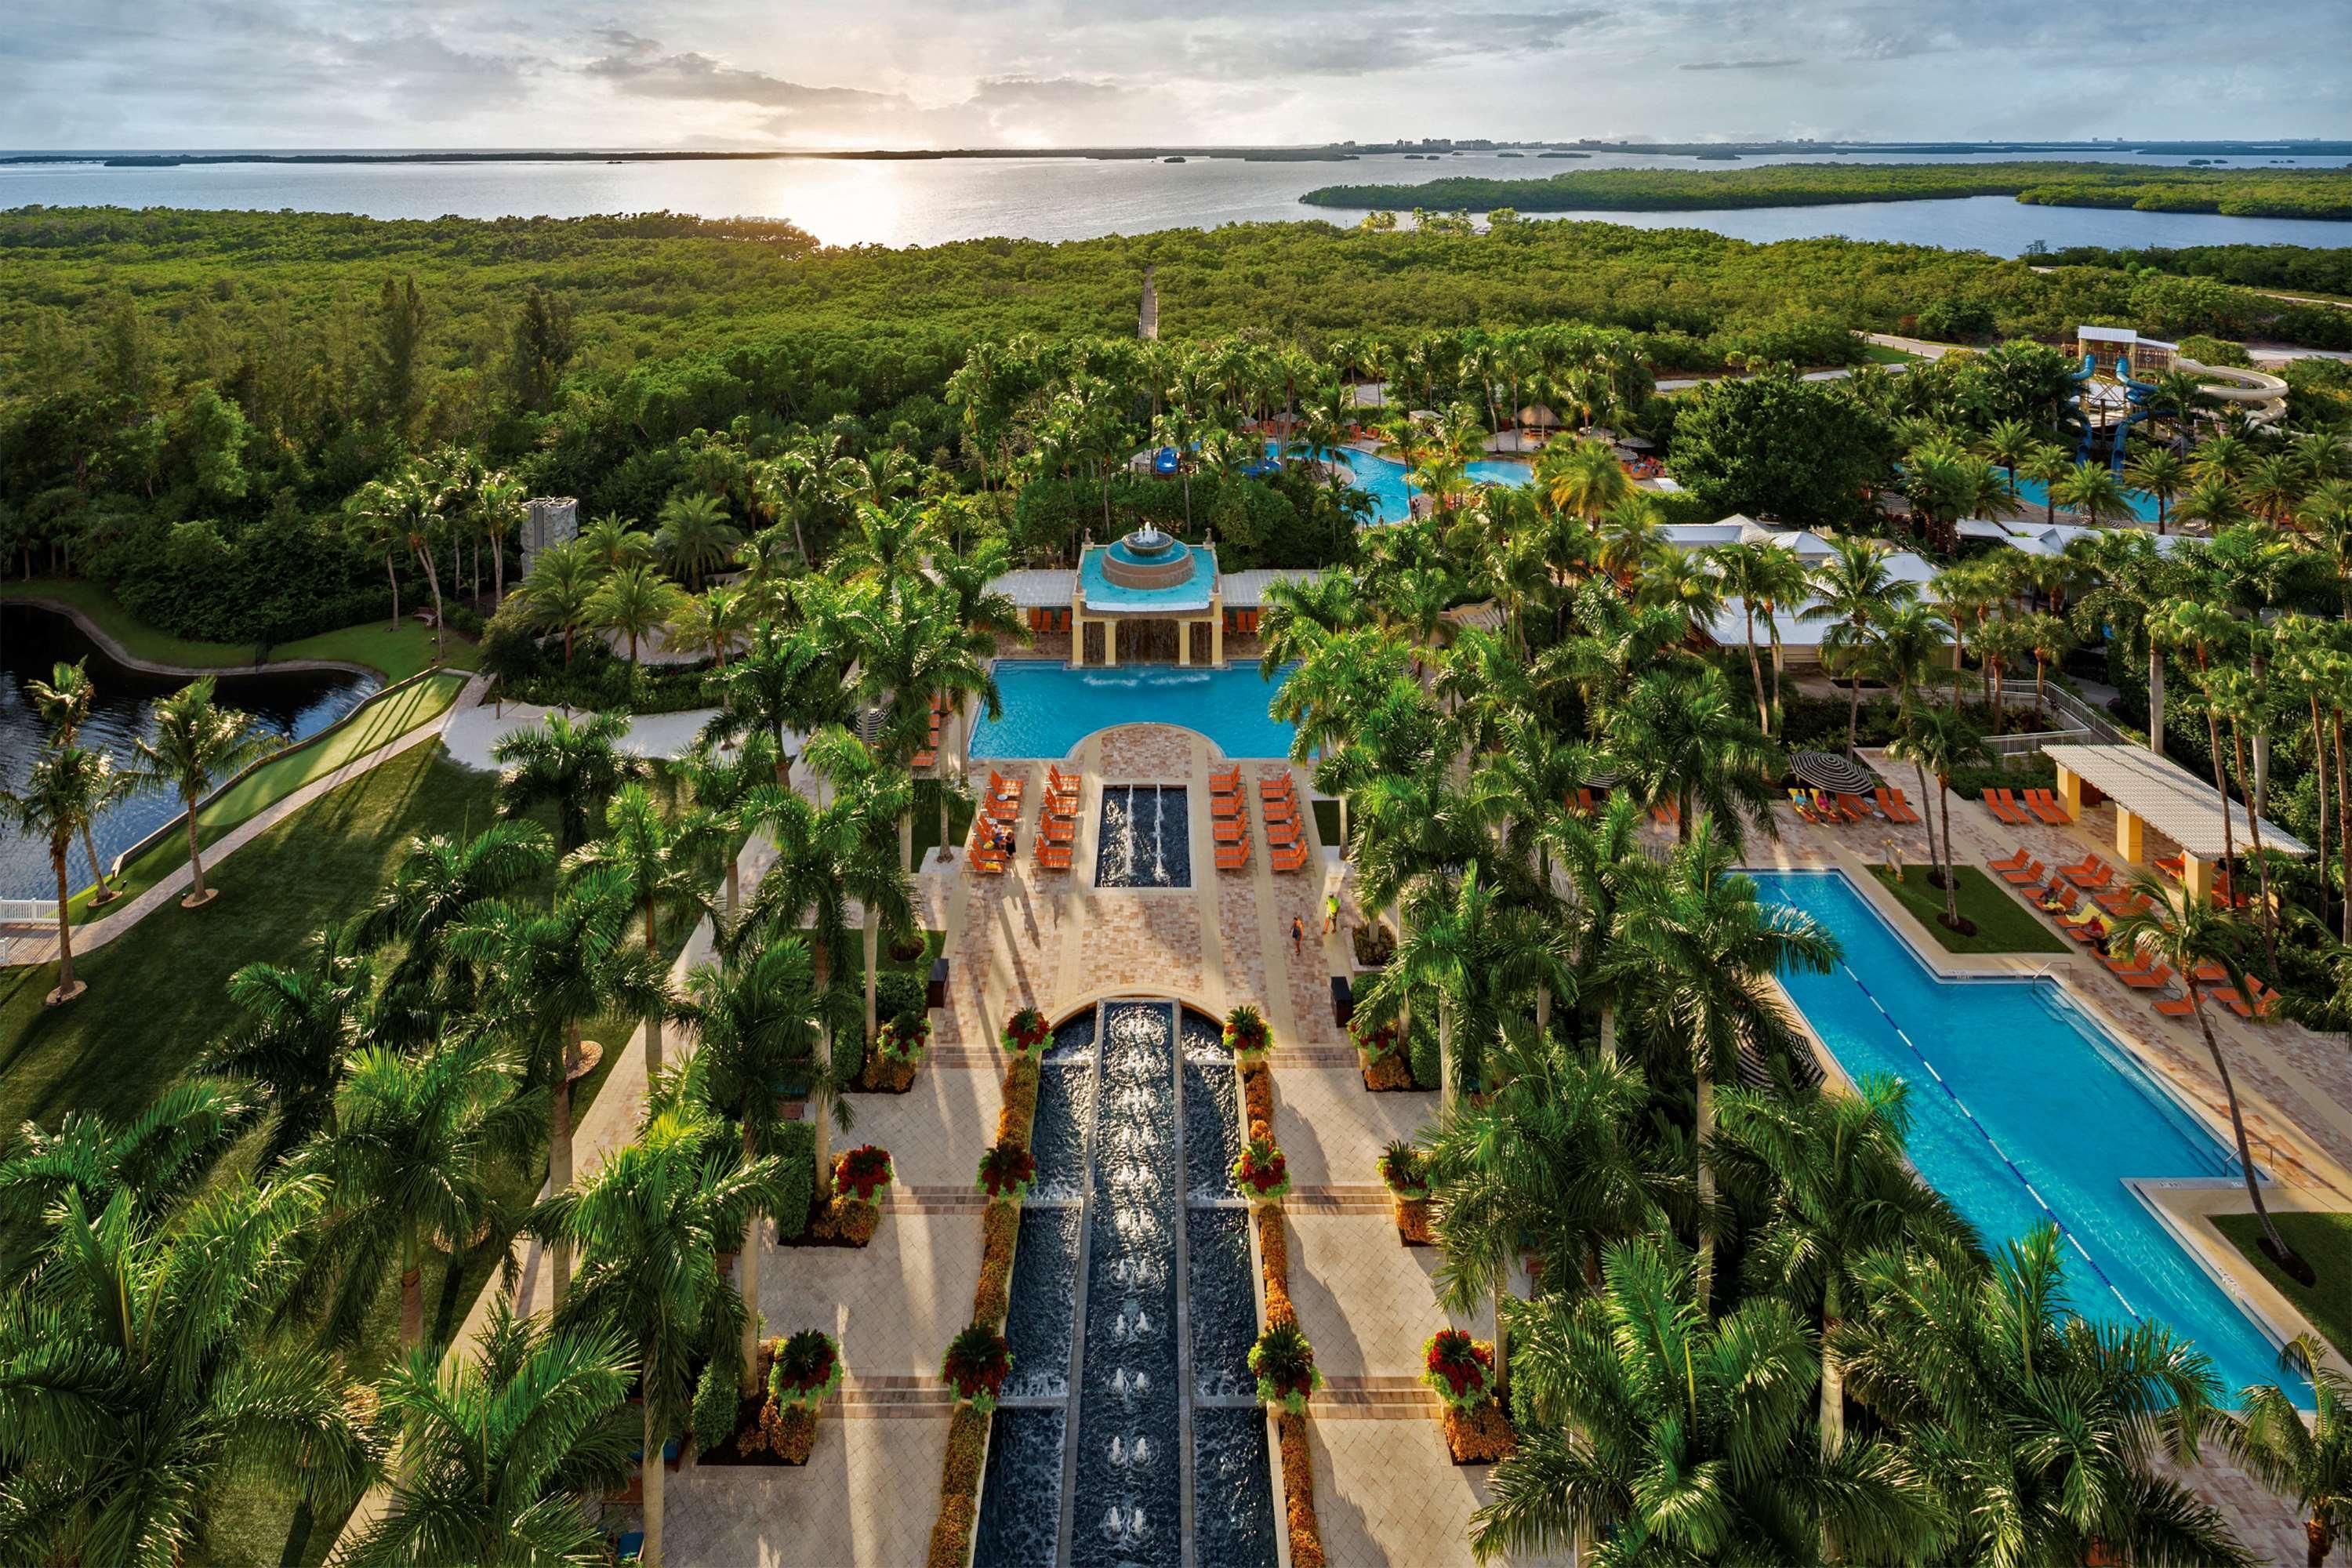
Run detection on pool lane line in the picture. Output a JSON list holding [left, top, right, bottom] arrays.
[[1838, 963, 2140, 1323]]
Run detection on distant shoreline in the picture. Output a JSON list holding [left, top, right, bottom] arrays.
[[5, 138, 2351, 171]]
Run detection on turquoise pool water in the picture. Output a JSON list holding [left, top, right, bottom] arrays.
[[969, 661, 1298, 760], [1752, 869, 2296, 1402], [1262, 441, 1533, 524], [2010, 474, 2161, 524]]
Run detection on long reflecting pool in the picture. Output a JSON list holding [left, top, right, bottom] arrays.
[[975, 1000, 1276, 1566]]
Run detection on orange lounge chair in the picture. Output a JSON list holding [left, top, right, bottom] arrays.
[[1215, 843, 1251, 873], [1213, 818, 1247, 844], [1877, 788, 1922, 825], [1987, 847, 2033, 873], [1040, 818, 1076, 847], [1789, 789, 1829, 824], [2024, 789, 2072, 826], [1210, 768, 1243, 796], [1262, 797, 1300, 826], [1271, 842, 1309, 873], [1036, 842, 1073, 871], [2094, 889, 2150, 917], [1210, 793, 1244, 819], [2154, 853, 2186, 878], [1651, 800, 1682, 829], [1996, 858, 2046, 887], [1266, 822, 1305, 850], [1837, 792, 1878, 822], [2155, 995, 2198, 1018], [1984, 790, 2029, 826], [2065, 861, 2115, 893], [2119, 963, 2176, 992], [1576, 788, 1600, 815], [2057, 912, 2104, 944]]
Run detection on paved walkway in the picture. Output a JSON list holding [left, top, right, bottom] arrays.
[[2, 673, 492, 971]]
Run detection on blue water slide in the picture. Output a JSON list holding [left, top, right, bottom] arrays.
[[1152, 446, 1180, 476]]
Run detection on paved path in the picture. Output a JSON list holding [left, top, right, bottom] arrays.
[[2, 673, 492, 971]]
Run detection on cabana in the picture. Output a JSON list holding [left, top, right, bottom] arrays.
[[2043, 745, 2311, 905]]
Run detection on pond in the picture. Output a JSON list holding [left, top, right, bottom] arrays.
[[0, 603, 380, 901]]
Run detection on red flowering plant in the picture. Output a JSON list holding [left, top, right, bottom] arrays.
[[1232, 1127, 1291, 1205], [832, 1145, 895, 1207], [1348, 1014, 1400, 1063], [1249, 1321, 1323, 1415], [1000, 1007, 1051, 1059], [941, 1323, 1013, 1411], [874, 1015, 931, 1065], [769, 1329, 844, 1414], [1222, 1004, 1272, 1066], [1421, 1329, 1497, 1411], [975, 1141, 1037, 1206], [1377, 1141, 1431, 1201]]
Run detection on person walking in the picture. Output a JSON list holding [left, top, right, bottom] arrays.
[[1290, 915, 1305, 956], [1323, 891, 1341, 935]]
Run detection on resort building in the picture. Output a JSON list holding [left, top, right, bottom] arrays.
[[1656, 517, 1940, 666], [985, 528, 1320, 668]]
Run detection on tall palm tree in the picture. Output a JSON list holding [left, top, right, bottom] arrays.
[[2071, 529, 2187, 754], [2227, 1334, 2350, 1568], [1977, 417, 2036, 484], [1621, 824, 1838, 1310], [202, 925, 376, 1166], [578, 514, 654, 574], [1541, 793, 1649, 1066], [1471, 1237, 1941, 1563], [2126, 447, 2190, 531], [1708, 539, 1809, 735], [124, 678, 281, 910], [1713, 1079, 1971, 1454], [0, 744, 114, 1002], [564, 783, 718, 1076], [1604, 665, 1782, 853], [514, 540, 601, 668], [356, 821, 554, 996], [673, 939, 827, 1385], [701, 617, 855, 787], [492, 710, 648, 855], [349, 466, 449, 658], [538, 1090, 789, 1568], [652, 492, 742, 593], [800, 728, 915, 1046], [0, 1179, 373, 1567], [302, 1034, 541, 1352], [2107, 878, 2310, 1283], [677, 731, 778, 921], [588, 563, 687, 667], [477, 469, 526, 604], [1840, 1225, 2245, 1568], [666, 584, 751, 670], [1804, 537, 1916, 755], [2053, 461, 2132, 529], [844, 591, 996, 869], [25, 660, 123, 906], [1531, 435, 1629, 524], [1886, 702, 1991, 931], [343, 1298, 637, 1568]]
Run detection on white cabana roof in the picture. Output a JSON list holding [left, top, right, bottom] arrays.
[[1704, 550, 1937, 650], [1218, 569, 1323, 609], [2045, 744, 2311, 860], [985, 569, 1076, 609]]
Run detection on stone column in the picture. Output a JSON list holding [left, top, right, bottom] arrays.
[[2183, 852, 2215, 908], [1103, 617, 1116, 668], [1211, 593, 1225, 668], [1070, 597, 1085, 669]]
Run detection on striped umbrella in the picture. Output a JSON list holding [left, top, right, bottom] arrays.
[[1790, 750, 1875, 797]]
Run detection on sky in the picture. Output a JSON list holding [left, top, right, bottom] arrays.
[[5, 0, 2350, 151]]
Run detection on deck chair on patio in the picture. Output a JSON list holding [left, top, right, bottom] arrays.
[[1836, 792, 1878, 822], [1983, 789, 2030, 826], [1987, 847, 2033, 874], [1995, 858, 2046, 887], [1876, 787, 1922, 825], [2024, 789, 2072, 826]]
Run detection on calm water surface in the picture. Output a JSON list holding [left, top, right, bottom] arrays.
[[5, 148, 2350, 255], [0, 604, 378, 901]]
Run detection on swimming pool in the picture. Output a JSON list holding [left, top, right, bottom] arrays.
[[2009, 474, 2161, 524], [1752, 869, 2296, 1401], [969, 661, 1298, 760], [1261, 441, 1533, 524]]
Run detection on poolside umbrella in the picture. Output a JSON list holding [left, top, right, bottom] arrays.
[[1581, 768, 1620, 789], [1791, 750, 1874, 797]]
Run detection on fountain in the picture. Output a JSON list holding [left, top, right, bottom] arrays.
[[1094, 786, 1191, 889]]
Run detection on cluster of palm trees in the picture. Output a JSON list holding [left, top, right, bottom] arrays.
[[343, 445, 530, 658], [1260, 502, 2342, 1563], [2, 665, 284, 1004]]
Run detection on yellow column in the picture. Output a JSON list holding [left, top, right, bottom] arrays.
[[1211, 589, 1225, 668], [1070, 596, 1084, 669], [2114, 808, 2144, 866], [1178, 619, 1192, 667], [2056, 764, 2085, 819], [2183, 853, 2216, 907], [1103, 617, 1116, 668]]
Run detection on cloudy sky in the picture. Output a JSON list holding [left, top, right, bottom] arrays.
[[5, 0, 2348, 150]]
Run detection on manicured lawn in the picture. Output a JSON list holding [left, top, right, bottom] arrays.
[[1868, 863, 2067, 955], [910, 776, 978, 864], [0, 577, 476, 681], [1861, 343, 1923, 365], [2214, 1210, 2352, 1368], [67, 672, 468, 920]]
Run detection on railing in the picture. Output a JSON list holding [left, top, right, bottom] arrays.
[[1984, 726, 2093, 758], [1992, 683, 2126, 746], [0, 898, 59, 926]]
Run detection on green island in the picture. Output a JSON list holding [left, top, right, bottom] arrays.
[[1301, 158, 2352, 221], [4, 197, 2352, 1568]]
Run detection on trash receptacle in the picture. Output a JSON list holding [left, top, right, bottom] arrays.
[[927, 956, 949, 1011], [1330, 975, 1353, 1031]]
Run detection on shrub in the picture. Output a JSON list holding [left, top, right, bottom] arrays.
[[691, 1356, 741, 1453], [873, 1014, 931, 1065], [877, 967, 928, 1033], [941, 1403, 989, 1497], [972, 1201, 1018, 1327], [1232, 1128, 1292, 1206], [1377, 1140, 1431, 1200], [1241, 1062, 1275, 1129], [1250, 1321, 1324, 1414], [1421, 1329, 1497, 1410], [768, 1329, 844, 1413], [833, 1145, 895, 1206], [1348, 1015, 1400, 1062], [1352, 924, 1396, 967], [975, 1140, 1037, 1205], [941, 1323, 1013, 1410], [1277, 1413, 1326, 1568], [2179, 333, 2253, 368], [1000, 1006, 1051, 1058], [1222, 1004, 1271, 1065], [771, 1120, 816, 1241], [926, 1495, 978, 1568], [1258, 1207, 1294, 1324]]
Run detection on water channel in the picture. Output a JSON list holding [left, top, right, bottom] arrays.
[[975, 1001, 1277, 1568], [1094, 786, 1192, 890]]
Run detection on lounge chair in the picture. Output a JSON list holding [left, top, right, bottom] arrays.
[[1213, 818, 1247, 844], [1789, 789, 1828, 824], [1041, 818, 1076, 846], [2155, 995, 2198, 1018], [2100, 949, 2153, 977], [2119, 963, 2176, 992], [1808, 791, 1852, 823], [1271, 841, 1309, 873], [1210, 768, 1243, 797], [1036, 842, 1073, 871], [1837, 792, 1878, 822], [1576, 788, 1600, 815], [2093, 889, 2150, 917], [1987, 847, 2033, 873], [1877, 787, 1922, 825], [1210, 793, 1244, 819], [1215, 843, 1251, 873], [2057, 912, 2104, 944], [2024, 789, 2072, 826], [1996, 858, 2046, 887], [1651, 800, 1681, 829], [1266, 821, 1305, 849], [1983, 789, 2029, 826], [2064, 859, 2114, 893], [2154, 853, 2186, 879]]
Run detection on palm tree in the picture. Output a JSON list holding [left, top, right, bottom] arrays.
[[1531, 435, 1629, 524], [343, 1298, 637, 1568], [673, 939, 828, 1386], [2227, 1334, 2350, 1568], [1886, 703, 1991, 931], [1471, 1238, 1940, 1563], [1541, 793, 1650, 1066], [514, 541, 601, 667], [25, 660, 124, 906], [477, 470, 526, 604], [2107, 879, 2311, 1282], [1622, 823, 1838, 1310], [356, 821, 554, 995], [2053, 461, 2132, 529], [564, 783, 717, 1076], [1804, 537, 1916, 755], [303, 1034, 541, 1352], [539, 1089, 789, 1568], [701, 617, 855, 786], [450, 873, 664, 1307], [844, 590, 996, 869], [652, 492, 742, 592], [667, 584, 751, 670], [1713, 1078, 1970, 1454], [125, 678, 281, 909], [202, 925, 376, 1166], [677, 731, 777, 921], [0, 744, 114, 1003], [1604, 665, 1782, 852], [589, 563, 688, 667], [1708, 539, 1809, 735], [349, 466, 451, 657], [1977, 417, 2036, 484], [2022, 443, 2072, 526], [800, 728, 915, 1047], [1840, 1225, 2245, 1567], [2126, 448, 2190, 531], [492, 710, 648, 855], [0, 1179, 373, 1567], [2177, 474, 2249, 537], [2015, 609, 2078, 716], [578, 514, 654, 574]]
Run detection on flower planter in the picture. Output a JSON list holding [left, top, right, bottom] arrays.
[[1000, 1007, 1051, 1061], [1250, 1323, 1323, 1416], [1423, 1331, 1515, 1464], [1351, 1019, 1414, 1092], [942, 1323, 1013, 1414], [1379, 1142, 1433, 1244], [859, 1018, 929, 1094], [1222, 1004, 1272, 1068], [1232, 1124, 1291, 1207], [1393, 1197, 1436, 1246], [1440, 1401, 1517, 1465], [975, 1140, 1036, 1207]]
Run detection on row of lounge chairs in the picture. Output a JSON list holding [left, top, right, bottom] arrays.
[[1034, 765, 1080, 871], [1983, 788, 2072, 827], [1987, 847, 2274, 1019], [970, 770, 1025, 874], [912, 694, 946, 771], [1256, 771, 1312, 873], [1789, 786, 1922, 826], [1210, 768, 1253, 872]]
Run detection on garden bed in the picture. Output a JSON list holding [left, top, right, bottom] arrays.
[[1868, 864, 2066, 955]]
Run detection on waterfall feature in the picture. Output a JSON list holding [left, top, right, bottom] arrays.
[[1094, 786, 1192, 889]]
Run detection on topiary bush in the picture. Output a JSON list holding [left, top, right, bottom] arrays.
[[770, 1120, 816, 1241]]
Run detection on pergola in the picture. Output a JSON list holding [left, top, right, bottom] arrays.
[[2045, 745, 2310, 903]]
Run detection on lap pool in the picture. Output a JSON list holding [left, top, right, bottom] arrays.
[[968, 661, 1298, 760], [1751, 869, 2296, 1401]]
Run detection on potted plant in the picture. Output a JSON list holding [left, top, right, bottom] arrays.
[[864, 1014, 930, 1091], [1222, 1004, 1272, 1067], [833, 1145, 895, 1207], [1351, 1015, 1411, 1091], [1001, 1006, 1051, 1060], [1379, 1140, 1434, 1245], [941, 1323, 1013, 1412], [1232, 1125, 1292, 1206], [1249, 1321, 1323, 1415], [975, 1140, 1036, 1206], [1423, 1329, 1515, 1464], [756, 1328, 843, 1464]]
